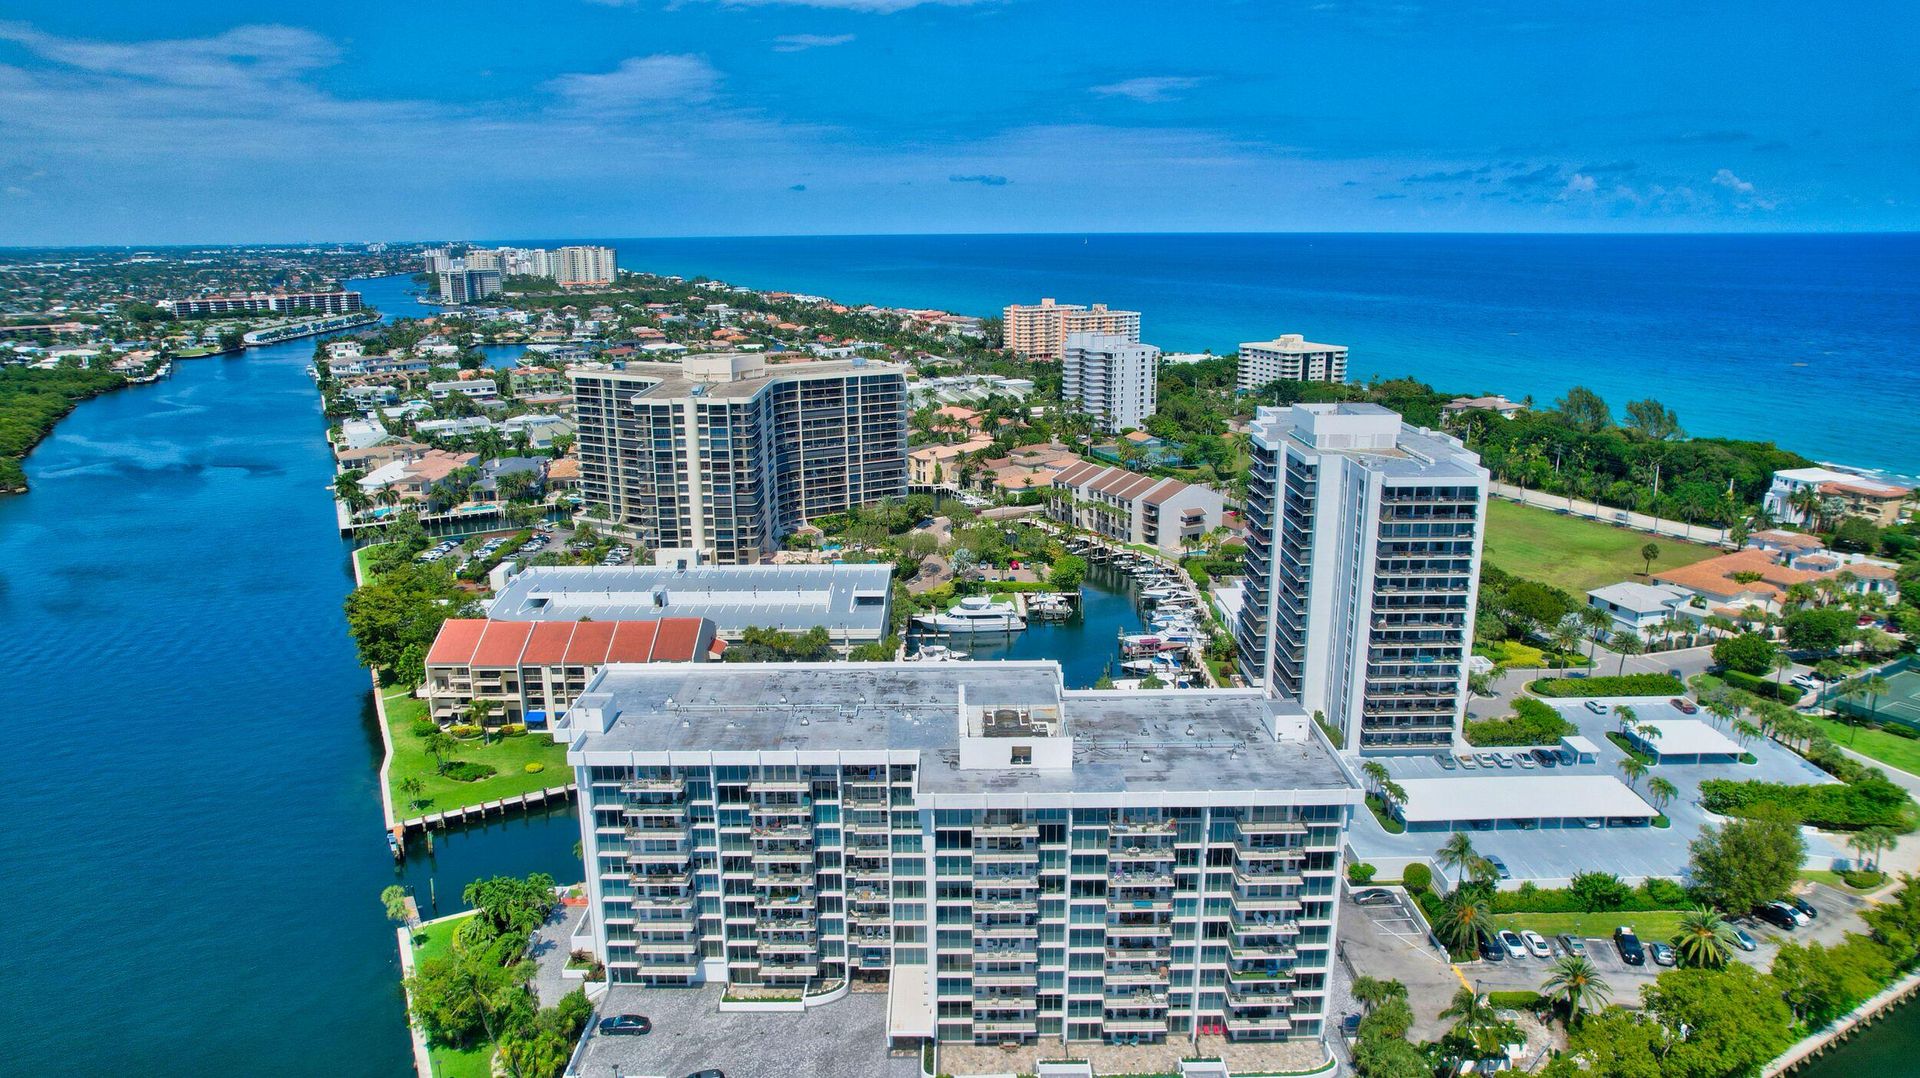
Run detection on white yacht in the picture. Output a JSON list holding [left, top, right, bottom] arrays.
[[913, 595, 1026, 633]]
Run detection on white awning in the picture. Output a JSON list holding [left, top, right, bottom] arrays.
[[887, 963, 933, 1038]]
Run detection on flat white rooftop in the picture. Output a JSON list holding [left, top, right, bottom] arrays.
[[1631, 718, 1741, 758], [1395, 775, 1654, 824]]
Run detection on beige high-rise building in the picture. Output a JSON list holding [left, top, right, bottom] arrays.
[[1002, 297, 1141, 360], [556, 245, 617, 287], [1236, 335, 1348, 391]]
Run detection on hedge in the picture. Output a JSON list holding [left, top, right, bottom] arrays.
[[1486, 991, 1546, 1011], [1698, 775, 1914, 831], [1723, 669, 1804, 704], [1465, 697, 1576, 747], [1404, 863, 1432, 893], [1529, 673, 1685, 697], [1490, 875, 1689, 914]]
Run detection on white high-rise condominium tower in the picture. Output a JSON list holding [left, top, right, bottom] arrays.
[[1233, 403, 1488, 754], [1061, 332, 1161, 433], [556, 245, 617, 286], [1236, 335, 1348, 392], [571, 353, 908, 564], [553, 660, 1357, 1060]]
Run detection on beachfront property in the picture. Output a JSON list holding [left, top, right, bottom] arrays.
[[437, 267, 503, 304], [160, 290, 363, 317], [486, 562, 895, 648], [422, 616, 721, 726], [1586, 580, 1697, 638], [571, 353, 908, 564], [1045, 461, 1227, 556], [552, 660, 1357, 1051], [555, 245, 618, 287], [1001, 298, 1142, 361], [1652, 532, 1901, 619], [1764, 467, 1911, 527], [413, 416, 495, 439], [1061, 332, 1161, 434], [907, 374, 1036, 408], [1441, 395, 1525, 419], [1234, 403, 1489, 755], [426, 378, 498, 401], [1234, 335, 1348, 392]]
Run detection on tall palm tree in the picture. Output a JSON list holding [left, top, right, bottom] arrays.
[[1361, 760, 1389, 797], [1732, 718, 1761, 749], [1579, 606, 1612, 664], [1613, 704, 1638, 735], [1609, 631, 1644, 675], [1672, 906, 1737, 968], [1542, 955, 1611, 1021], [399, 775, 426, 811], [1618, 756, 1648, 790], [1552, 622, 1583, 665], [1351, 975, 1407, 1012], [1647, 777, 1678, 814], [1441, 988, 1511, 1057], [1438, 892, 1496, 955], [1435, 832, 1479, 889], [1770, 652, 1795, 695]]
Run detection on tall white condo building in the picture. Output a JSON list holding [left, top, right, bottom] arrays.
[[1062, 332, 1160, 433], [1234, 404, 1488, 754]]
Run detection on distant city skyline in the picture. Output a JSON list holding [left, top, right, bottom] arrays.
[[0, 1, 1916, 244]]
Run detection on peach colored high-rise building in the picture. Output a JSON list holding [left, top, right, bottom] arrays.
[[1001, 297, 1141, 360]]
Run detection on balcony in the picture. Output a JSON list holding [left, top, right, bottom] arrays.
[[1111, 818, 1177, 836], [1234, 817, 1307, 835], [972, 846, 1039, 863], [1224, 1015, 1292, 1035], [1108, 845, 1176, 863], [620, 776, 685, 794], [975, 819, 1040, 837], [975, 920, 1040, 939]]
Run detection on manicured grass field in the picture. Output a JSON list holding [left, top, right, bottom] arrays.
[[385, 688, 570, 818], [1496, 910, 1689, 941], [1801, 869, 1890, 896], [1483, 499, 1718, 595], [407, 913, 493, 1078], [352, 542, 387, 584], [1806, 715, 1920, 777]]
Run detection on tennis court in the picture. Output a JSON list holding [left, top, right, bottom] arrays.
[[1829, 664, 1920, 728]]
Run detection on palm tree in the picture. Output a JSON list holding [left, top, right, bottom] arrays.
[[1636, 722, 1663, 745], [1647, 776, 1678, 814], [1436, 833, 1479, 891], [1672, 906, 1737, 968], [1361, 760, 1389, 797], [1770, 651, 1795, 695], [1351, 975, 1408, 1012], [1441, 987, 1512, 1057], [1542, 955, 1611, 1021], [423, 730, 457, 774], [1438, 891, 1497, 955], [1609, 631, 1644, 675], [1579, 606, 1612, 664], [1613, 704, 1638, 735], [1732, 718, 1761, 749], [399, 775, 426, 811], [1787, 484, 1822, 528], [1380, 779, 1408, 817], [1552, 622, 1583, 665], [1619, 756, 1648, 790]]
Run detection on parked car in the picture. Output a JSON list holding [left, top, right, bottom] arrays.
[[1478, 936, 1505, 962], [1650, 941, 1677, 967], [598, 1014, 652, 1036], [1437, 753, 1457, 771], [1486, 855, 1511, 880], [1556, 748, 1577, 766], [1790, 895, 1819, 921], [1582, 817, 1605, 829], [1492, 752, 1514, 769], [1516, 753, 1536, 769], [1732, 927, 1759, 952], [1498, 930, 1528, 960], [1756, 903, 1799, 931], [1459, 754, 1479, 770], [1341, 1013, 1362, 1037], [1614, 927, 1645, 966], [685, 1071, 725, 1078], [1671, 697, 1699, 714], [1475, 752, 1498, 768], [1557, 933, 1587, 957], [1585, 700, 1608, 715], [1532, 748, 1559, 768], [1522, 930, 1553, 958], [1353, 889, 1398, 907], [1792, 674, 1820, 691]]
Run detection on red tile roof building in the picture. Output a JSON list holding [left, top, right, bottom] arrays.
[[424, 617, 721, 725], [1046, 460, 1227, 555]]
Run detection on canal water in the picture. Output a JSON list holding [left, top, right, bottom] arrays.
[[914, 562, 1154, 689], [0, 275, 578, 1076]]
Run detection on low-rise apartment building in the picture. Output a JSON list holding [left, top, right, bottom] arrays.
[[162, 290, 364, 317], [423, 616, 720, 725], [553, 660, 1357, 1052], [1047, 461, 1227, 555], [1235, 336, 1348, 392], [1764, 467, 1911, 527]]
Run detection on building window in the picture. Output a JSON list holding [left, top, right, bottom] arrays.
[[1010, 747, 1032, 766]]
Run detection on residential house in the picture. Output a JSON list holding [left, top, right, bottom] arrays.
[[1047, 461, 1227, 555], [1764, 467, 1911, 527], [1587, 581, 1698, 637]]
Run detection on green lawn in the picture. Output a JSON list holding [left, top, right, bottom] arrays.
[[352, 542, 388, 584], [1496, 910, 1690, 941], [1806, 715, 1920, 777], [1484, 499, 1718, 595], [406, 913, 494, 1078], [385, 688, 570, 819], [1801, 869, 1890, 896]]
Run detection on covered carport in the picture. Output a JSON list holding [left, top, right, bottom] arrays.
[[1390, 775, 1657, 832], [1622, 718, 1742, 765]]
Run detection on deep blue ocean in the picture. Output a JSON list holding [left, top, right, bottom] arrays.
[[509, 233, 1920, 478]]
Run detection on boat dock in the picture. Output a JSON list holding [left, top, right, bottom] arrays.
[[397, 784, 578, 835]]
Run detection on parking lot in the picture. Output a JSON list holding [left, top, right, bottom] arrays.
[[1350, 696, 1846, 885], [572, 984, 918, 1078]]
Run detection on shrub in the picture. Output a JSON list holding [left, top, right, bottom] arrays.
[[1486, 990, 1545, 1011], [524, 761, 546, 774], [1403, 863, 1432, 894], [1713, 632, 1778, 675], [1843, 869, 1889, 889], [501, 723, 528, 737], [441, 761, 498, 782], [447, 723, 482, 738], [1698, 775, 1913, 831], [410, 718, 439, 737], [1569, 871, 1632, 912], [1465, 697, 1576, 746], [1530, 673, 1685, 697], [1641, 877, 1690, 906], [1348, 862, 1378, 884], [1724, 669, 1804, 703]]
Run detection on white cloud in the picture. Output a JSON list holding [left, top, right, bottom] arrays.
[[773, 33, 856, 52], [1089, 75, 1205, 103], [545, 55, 720, 112], [0, 21, 338, 88], [1558, 173, 1597, 198], [1711, 167, 1777, 210], [1711, 167, 1754, 194]]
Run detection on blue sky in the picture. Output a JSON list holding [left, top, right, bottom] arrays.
[[0, 0, 1915, 243]]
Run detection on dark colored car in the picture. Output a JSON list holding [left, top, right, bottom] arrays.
[[1614, 927, 1645, 966], [1671, 697, 1699, 714], [1756, 903, 1799, 931], [1485, 855, 1511, 880], [599, 1014, 652, 1036], [1532, 748, 1558, 768], [1790, 895, 1819, 921], [1341, 1013, 1362, 1037], [685, 1071, 726, 1078], [1353, 889, 1398, 907], [1478, 936, 1505, 962]]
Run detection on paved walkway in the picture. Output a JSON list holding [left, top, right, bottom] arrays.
[[1491, 482, 1730, 545]]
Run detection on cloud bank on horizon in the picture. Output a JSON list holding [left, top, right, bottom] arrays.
[[0, 1, 1913, 243]]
